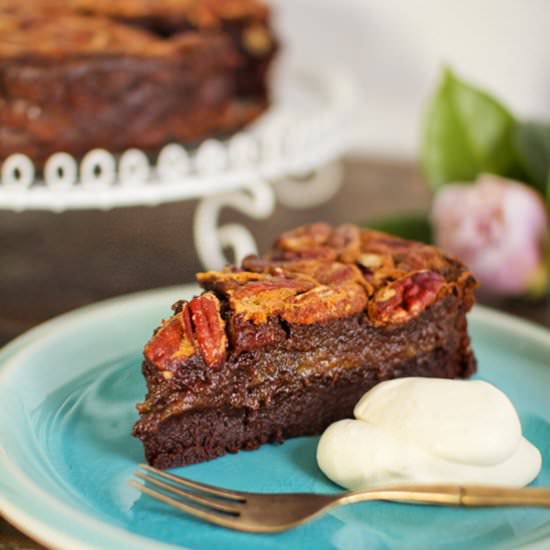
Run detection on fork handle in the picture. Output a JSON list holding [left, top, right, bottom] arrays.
[[460, 486, 550, 507], [340, 485, 550, 508]]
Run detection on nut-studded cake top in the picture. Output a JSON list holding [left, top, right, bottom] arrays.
[[145, 224, 477, 373], [70, 0, 270, 29], [0, 0, 273, 58], [0, 0, 269, 23]]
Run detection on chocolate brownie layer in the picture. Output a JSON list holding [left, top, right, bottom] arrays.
[[137, 312, 474, 469], [133, 223, 478, 468]]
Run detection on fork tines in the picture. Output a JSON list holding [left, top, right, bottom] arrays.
[[130, 464, 246, 526]]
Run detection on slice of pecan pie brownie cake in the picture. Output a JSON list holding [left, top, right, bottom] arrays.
[[133, 223, 477, 468]]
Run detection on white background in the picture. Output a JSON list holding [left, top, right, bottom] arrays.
[[274, 0, 550, 158]]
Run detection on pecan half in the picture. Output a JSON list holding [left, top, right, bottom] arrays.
[[275, 223, 332, 252], [312, 262, 369, 289], [241, 255, 272, 272], [229, 277, 315, 322], [188, 293, 228, 368], [145, 301, 200, 371], [234, 278, 314, 294], [242, 256, 319, 279], [283, 281, 368, 324], [394, 247, 446, 273], [328, 224, 361, 262], [369, 271, 446, 324], [361, 231, 419, 255], [144, 316, 184, 370], [274, 247, 339, 262], [279, 263, 370, 324], [361, 231, 447, 274], [197, 270, 266, 293], [272, 224, 338, 261]]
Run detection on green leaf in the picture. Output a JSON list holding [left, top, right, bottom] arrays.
[[365, 212, 432, 244], [421, 68, 522, 190], [514, 121, 550, 195]]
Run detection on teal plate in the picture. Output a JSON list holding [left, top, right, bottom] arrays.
[[1, 285, 550, 550]]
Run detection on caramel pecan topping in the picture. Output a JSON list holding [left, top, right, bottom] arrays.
[[199, 258, 372, 327], [369, 271, 446, 324], [148, 224, 474, 368], [272, 224, 448, 277], [188, 293, 227, 368]]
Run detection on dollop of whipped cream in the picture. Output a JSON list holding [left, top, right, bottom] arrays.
[[317, 378, 541, 489]]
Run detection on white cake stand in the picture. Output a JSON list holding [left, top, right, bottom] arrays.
[[0, 67, 357, 270]]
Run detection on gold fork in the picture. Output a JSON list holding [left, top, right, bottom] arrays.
[[130, 464, 550, 533]]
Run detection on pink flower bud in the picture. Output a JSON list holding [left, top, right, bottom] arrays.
[[432, 174, 549, 296]]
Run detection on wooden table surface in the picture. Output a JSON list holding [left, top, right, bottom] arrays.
[[1, 157, 549, 549]]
